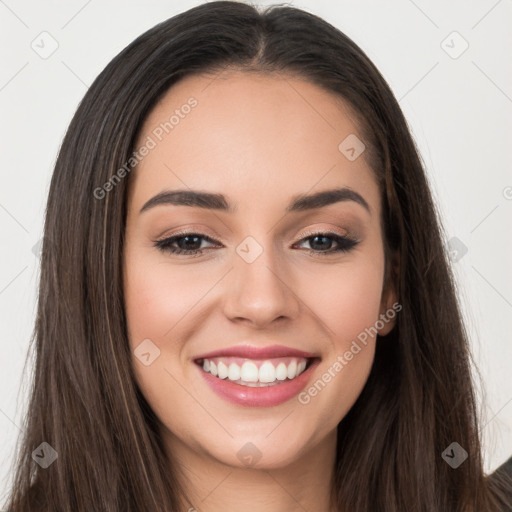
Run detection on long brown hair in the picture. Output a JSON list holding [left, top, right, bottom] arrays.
[[5, 1, 511, 510]]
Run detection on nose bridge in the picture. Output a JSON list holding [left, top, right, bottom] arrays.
[[223, 233, 300, 326]]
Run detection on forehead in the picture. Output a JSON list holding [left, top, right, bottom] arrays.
[[128, 70, 379, 215]]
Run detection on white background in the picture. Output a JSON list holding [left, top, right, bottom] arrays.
[[1, 0, 511, 506]]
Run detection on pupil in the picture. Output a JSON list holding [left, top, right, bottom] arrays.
[[182, 235, 200, 249], [311, 235, 331, 250]]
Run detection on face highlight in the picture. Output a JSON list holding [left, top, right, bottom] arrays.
[[123, 71, 397, 474]]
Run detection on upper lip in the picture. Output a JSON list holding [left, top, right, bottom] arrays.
[[194, 344, 319, 361]]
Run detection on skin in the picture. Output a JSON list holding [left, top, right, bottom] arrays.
[[123, 70, 398, 512]]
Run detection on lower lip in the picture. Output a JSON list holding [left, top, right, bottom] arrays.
[[196, 360, 320, 407]]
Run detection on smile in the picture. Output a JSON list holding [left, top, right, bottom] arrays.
[[193, 345, 321, 407], [198, 357, 309, 386]]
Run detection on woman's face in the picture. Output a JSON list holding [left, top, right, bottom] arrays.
[[123, 70, 397, 470]]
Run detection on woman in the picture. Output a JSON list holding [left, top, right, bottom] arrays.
[[5, 1, 512, 510]]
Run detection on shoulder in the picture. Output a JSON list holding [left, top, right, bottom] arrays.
[[490, 456, 512, 480], [488, 456, 512, 512]]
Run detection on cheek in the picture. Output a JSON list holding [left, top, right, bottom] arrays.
[[292, 249, 384, 422], [124, 252, 213, 348], [331, 269, 381, 338], [298, 251, 385, 345], [123, 250, 202, 423]]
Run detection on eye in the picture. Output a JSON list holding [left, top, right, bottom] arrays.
[[292, 232, 359, 256], [154, 232, 219, 257], [153, 231, 359, 257]]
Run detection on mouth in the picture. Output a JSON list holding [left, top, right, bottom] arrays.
[[195, 356, 314, 387], [193, 345, 321, 407]]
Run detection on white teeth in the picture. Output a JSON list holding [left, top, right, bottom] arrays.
[[287, 360, 297, 379], [217, 361, 228, 379], [259, 361, 276, 383], [228, 363, 240, 381], [240, 361, 259, 382], [200, 357, 310, 385], [235, 380, 282, 387], [276, 362, 288, 381]]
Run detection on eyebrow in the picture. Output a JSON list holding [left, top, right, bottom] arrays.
[[139, 187, 371, 215]]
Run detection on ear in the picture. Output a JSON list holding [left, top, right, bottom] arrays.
[[378, 250, 400, 336]]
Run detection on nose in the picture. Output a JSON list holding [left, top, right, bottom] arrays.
[[222, 241, 301, 329]]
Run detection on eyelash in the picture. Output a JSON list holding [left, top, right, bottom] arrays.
[[154, 230, 359, 257]]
